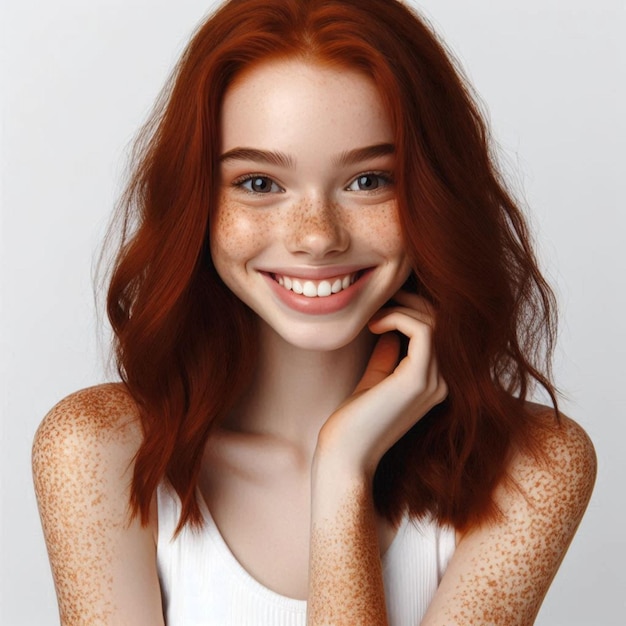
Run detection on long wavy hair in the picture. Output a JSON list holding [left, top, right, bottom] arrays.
[[105, 0, 559, 533]]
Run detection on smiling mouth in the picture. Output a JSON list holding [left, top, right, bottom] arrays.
[[270, 271, 365, 298]]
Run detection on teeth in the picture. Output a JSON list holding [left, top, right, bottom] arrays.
[[317, 281, 332, 297], [273, 272, 359, 298]]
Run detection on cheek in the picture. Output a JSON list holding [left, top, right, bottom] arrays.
[[343, 201, 406, 256], [210, 197, 271, 270]]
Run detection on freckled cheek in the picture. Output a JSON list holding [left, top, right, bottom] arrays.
[[343, 201, 406, 256], [210, 199, 273, 271]]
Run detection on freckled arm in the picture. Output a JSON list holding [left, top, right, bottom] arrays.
[[421, 416, 597, 626], [307, 456, 389, 626], [306, 294, 446, 625], [32, 386, 164, 626]]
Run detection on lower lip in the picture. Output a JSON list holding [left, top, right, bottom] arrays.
[[262, 270, 373, 315]]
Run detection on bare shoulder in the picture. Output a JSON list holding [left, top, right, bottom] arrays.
[[515, 402, 597, 512], [33, 382, 142, 456], [423, 405, 596, 626], [32, 382, 145, 521], [32, 384, 163, 625]]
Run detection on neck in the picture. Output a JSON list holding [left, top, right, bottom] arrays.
[[223, 321, 376, 458]]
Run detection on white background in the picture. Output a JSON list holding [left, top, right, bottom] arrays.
[[1, 0, 624, 624]]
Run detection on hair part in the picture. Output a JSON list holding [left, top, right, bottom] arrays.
[[102, 0, 559, 534]]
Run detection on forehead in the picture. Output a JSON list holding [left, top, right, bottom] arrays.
[[220, 59, 393, 155]]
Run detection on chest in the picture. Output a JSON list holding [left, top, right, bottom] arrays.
[[197, 446, 398, 600], [157, 480, 456, 626]]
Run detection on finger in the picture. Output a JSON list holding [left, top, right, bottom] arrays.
[[380, 305, 433, 328], [423, 343, 448, 405], [368, 310, 434, 377], [391, 290, 435, 313], [368, 308, 433, 339], [354, 332, 400, 393]]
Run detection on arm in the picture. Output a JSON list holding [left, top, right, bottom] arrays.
[[32, 384, 164, 626], [307, 455, 387, 625], [307, 292, 447, 624], [305, 291, 596, 625], [422, 413, 596, 626]]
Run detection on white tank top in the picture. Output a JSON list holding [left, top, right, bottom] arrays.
[[157, 481, 456, 625]]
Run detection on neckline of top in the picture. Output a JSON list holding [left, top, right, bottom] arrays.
[[194, 487, 409, 608]]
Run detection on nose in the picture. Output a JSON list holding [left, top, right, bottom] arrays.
[[285, 197, 349, 258]]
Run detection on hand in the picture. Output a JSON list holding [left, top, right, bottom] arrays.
[[316, 290, 448, 476]]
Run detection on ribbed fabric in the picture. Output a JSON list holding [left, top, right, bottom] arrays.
[[157, 482, 455, 625]]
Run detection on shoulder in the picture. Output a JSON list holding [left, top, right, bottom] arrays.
[[509, 403, 597, 515], [486, 403, 597, 554], [33, 383, 143, 481], [32, 382, 146, 532], [32, 382, 145, 527], [423, 405, 596, 626], [33, 382, 142, 451], [32, 385, 164, 624]]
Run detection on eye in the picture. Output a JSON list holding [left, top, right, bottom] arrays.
[[346, 172, 393, 192], [234, 175, 283, 194]]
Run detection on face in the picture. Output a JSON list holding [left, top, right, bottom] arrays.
[[211, 59, 411, 351]]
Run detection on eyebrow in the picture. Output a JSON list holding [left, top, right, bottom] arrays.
[[219, 148, 295, 168], [334, 143, 395, 167], [219, 143, 395, 169]]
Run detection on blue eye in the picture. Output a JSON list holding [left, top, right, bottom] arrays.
[[236, 175, 283, 194], [346, 172, 393, 192]]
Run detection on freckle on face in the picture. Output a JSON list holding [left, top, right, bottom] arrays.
[[212, 196, 270, 257], [211, 59, 410, 349]]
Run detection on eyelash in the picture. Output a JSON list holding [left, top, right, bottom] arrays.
[[345, 171, 394, 192], [231, 174, 284, 195], [231, 171, 394, 195]]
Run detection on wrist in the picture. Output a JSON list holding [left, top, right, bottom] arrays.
[[310, 449, 377, 527], [312, 439, 376, 486]]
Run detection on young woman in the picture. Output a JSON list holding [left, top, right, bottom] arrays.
[[32, 0, 597, 624]]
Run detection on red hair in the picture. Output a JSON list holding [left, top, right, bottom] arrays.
[[105, 0, 559, 532]]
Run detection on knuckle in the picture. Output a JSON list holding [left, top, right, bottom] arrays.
[[436, 380, 449, 402]]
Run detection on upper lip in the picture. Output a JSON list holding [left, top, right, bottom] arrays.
[[258, 265, 372, 280]]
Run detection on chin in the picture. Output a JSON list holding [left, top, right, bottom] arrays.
[[262, 317, 372, 353]]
